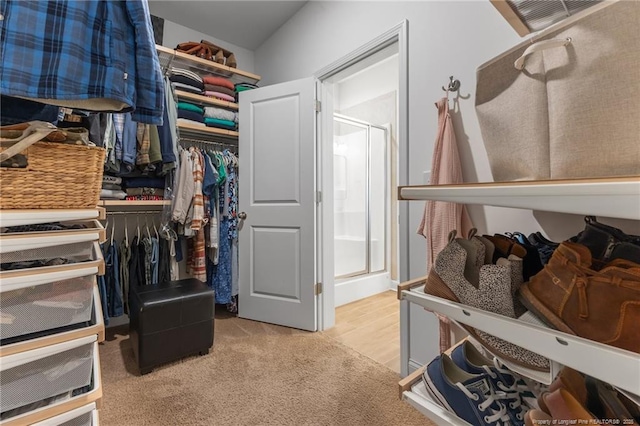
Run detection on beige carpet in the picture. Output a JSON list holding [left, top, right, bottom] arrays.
[[99, 313, 432, 426]]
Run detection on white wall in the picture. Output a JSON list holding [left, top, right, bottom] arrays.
[[155, 17, 256, 74], [252, 0, 546, 368], [335, 54, 399, 112]]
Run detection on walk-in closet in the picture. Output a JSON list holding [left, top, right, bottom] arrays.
[[0, 1, 638, 425]]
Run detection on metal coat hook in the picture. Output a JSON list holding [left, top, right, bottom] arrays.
[[442, 76, 461, 93]]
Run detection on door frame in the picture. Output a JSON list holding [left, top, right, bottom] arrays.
[[314, 20, 409, 331]]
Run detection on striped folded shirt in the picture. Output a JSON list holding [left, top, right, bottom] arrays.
[[170, 68, 203, 83]]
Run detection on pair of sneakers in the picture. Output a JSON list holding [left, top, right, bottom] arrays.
[[423, 341, 541, 426]]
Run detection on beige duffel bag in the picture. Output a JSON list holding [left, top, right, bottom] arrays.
[[475, 0, 640, 181]]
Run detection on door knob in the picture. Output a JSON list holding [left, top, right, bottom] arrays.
[[238, 212, 247, 220]]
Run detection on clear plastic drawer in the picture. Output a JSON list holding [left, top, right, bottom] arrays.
[[31, 402, 98, 426], [0, 341, 102, 426], [0, 270, 96, 343], [0, 335, 96, 415], [0, 220, 105, 254]]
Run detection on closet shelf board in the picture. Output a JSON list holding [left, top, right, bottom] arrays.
[[398, 176, 640, 220], [0, 285, 106, 357], [399, 366, 470, 425], [175, 90, 239, 111], [100, 200, 170, 207], [178, 122, 239, 139], [401, 289, 640, 398], [156, 45, 261, 85], [0, 208, 103, 228]]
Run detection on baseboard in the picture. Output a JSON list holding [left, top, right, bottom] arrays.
[[335, 272, 390, 307], [390, 280, 399, 290], [407, 358, 424, 375]]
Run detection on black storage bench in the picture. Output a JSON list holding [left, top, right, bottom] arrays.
[[129, 279, 214, 375]]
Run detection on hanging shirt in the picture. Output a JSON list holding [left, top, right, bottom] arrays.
[[0, 1, 164, 124], [189, 148, 205, 231]]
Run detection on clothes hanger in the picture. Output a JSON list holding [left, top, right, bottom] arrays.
[[136, 213, 141, 240], [153, 216, 159, 240], [124, 215, 129, 246], [144, 212, 152, 239], [110, 214, 116, 246]]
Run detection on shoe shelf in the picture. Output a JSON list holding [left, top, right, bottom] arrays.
[[175, 90, 239, 111], [399, 365, 471, 426], [398, 176, 640, 220], [400, 288, 640, 398], [0, 208, 105, 228], [156, 45, 261, 86]]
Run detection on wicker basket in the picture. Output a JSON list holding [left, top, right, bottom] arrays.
[[0, 124, 105, 209]]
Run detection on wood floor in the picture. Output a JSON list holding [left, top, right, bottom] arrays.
[[323, 290, 401, 373]]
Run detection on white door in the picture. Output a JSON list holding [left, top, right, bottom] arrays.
[[238, 77, 317, 331]]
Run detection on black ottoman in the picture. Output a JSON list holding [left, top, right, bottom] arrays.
[[129, 279, 214, 375]]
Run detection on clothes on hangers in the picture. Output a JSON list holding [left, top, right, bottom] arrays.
[[170, 144, 239, 309]]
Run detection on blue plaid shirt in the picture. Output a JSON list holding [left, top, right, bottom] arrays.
[[0, 0, 164, 125]]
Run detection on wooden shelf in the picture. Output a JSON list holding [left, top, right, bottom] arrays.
[[401, 289, 640, 398], [399, 176, 640, 220], [157, 45, 261, 85], [178, 122, 239, 139], [100, 200, 169, 207], [175, 90, 239, 111]]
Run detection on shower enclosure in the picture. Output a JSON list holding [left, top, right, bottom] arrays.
[[333, 114, 389, 281]]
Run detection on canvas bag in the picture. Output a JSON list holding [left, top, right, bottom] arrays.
[[475, 1, 640, 181]]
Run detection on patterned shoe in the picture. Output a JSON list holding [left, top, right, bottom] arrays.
[[425, 231, 549, 371], [423, 354, 512, 426]]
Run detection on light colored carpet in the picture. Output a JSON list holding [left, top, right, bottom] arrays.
[[99, 314, 433, 426]]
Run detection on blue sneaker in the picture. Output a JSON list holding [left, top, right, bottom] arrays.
[[423, 354, 512, 426], [451, 341, 530, 425]]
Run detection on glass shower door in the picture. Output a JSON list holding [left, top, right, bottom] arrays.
[[334, 119, 368, 278], [334, 115, 387, 279]]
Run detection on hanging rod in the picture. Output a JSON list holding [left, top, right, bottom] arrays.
[[179, 137, 239, 152], [105, 210, 162, 215], [179, 136, 237, 145]]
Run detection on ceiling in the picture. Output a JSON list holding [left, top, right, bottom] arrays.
[[148, 1, 309, 51]]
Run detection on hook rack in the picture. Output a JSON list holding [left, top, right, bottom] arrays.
[[442, 76, 461, 93]]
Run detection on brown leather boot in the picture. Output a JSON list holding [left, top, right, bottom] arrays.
[[539, 367, 640, 425], [541, 388, 595, 422], [519, 242, 640, 354]]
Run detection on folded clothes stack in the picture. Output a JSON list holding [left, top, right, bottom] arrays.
[[170, 68, 204, 95], [235, 82, 259, 102], [202, 76, 235, 102], [177, 101, 205, 127], [204, 106, 237, 130], [101, 174, 126, 200], [123, 177, 166, 201]]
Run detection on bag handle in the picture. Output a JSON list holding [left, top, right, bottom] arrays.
[[514, 37, 572, 71], [0, 121, 57, 162]]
